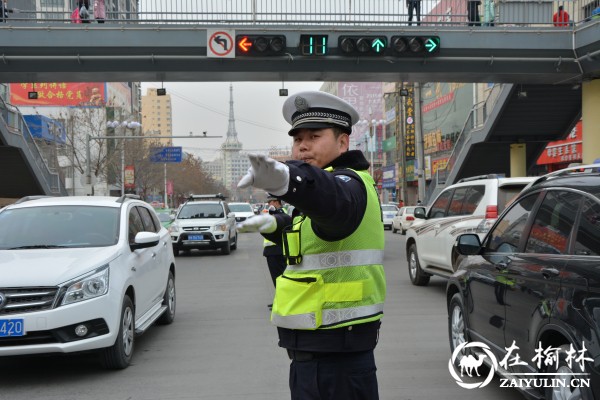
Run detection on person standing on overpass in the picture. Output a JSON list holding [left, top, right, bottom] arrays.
[[237, 90, 386, 400], [553, 5, 570, 27]]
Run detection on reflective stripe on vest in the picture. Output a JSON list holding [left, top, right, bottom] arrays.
[[272, 303, 385, 330], [286, 249, 384, 271], [263, 238, 276, 247], [271, 167, 386, 330]]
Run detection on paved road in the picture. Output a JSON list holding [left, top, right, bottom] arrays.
[[0, 231, 520, 400]]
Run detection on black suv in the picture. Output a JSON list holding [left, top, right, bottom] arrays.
[[447, 164, 600, 399]]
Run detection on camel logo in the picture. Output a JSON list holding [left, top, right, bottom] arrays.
[[448, 341, 498, 389]]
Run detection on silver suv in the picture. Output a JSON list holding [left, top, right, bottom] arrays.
[[405, 174, 536, 286], [169, 194, 238, 255]]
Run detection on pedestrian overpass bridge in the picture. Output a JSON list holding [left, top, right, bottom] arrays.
[[0, 0, 599, 201]]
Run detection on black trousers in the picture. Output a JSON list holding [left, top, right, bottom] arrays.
[[289, 350, 378, 400], [266, 254, 286, 287], [407, 1, 421, 26], [467, 1, 481, 26]]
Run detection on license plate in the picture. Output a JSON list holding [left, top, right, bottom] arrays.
[[0, 319, 25, 337], [188, 235, 204, 241]]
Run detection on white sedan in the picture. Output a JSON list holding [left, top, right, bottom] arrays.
[[392, 206, 417, 235], [381, 204, 399, 230], [0, 195, 176, 369]]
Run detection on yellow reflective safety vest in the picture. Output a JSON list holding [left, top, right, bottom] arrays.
[[272, 168, 386, 330], [264, 238, 276, 247]]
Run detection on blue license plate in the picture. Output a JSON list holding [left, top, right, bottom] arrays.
[[0, 319, 25, 337], [188, 235, 204, 240]]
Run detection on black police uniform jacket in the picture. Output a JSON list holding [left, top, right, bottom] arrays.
[[262, 150, 382, 353]]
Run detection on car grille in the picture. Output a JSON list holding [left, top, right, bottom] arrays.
[[0, 287, 60, 315], [235, 217, 246, 222], [182, 226, 210, 232]]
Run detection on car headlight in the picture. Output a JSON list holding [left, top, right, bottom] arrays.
[[214, 224, 228, 232], [61, 265, 109, 306], [169, 224, 180, 233]]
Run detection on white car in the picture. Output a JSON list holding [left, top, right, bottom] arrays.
[[169, 194, 238, 255], [391, 206, 417, 235], [228, 202, 255, 223], [0, 195, 176, 369], [406, 175, 536, 286], [381, 204, 399, 230]]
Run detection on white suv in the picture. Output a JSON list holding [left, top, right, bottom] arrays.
[[0, 195, 176, 369], [169, 194, 238, 255], [405, 175, 536, 286]]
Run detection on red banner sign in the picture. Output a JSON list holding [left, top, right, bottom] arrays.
[[124, 165, 135, 189], [537, 121, 582, 165], [10, 82, 106, 106]]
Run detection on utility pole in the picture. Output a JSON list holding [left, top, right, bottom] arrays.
[[414, 82, 426, 203], [396, 83, 408, 205]]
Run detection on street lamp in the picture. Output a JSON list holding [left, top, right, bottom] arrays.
[[107, 120, 141, 196], [359, 115, 385, 177]]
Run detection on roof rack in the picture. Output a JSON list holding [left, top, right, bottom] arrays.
[[187, 193, 227, 201], [116, 194, 142, 203], [527, 163, 600, 189], [457, 174, 504, 183], [14, 195, 54, 204]]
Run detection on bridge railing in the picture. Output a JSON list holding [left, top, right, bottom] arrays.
[[4, 0, 597, 27], [0, 96, 66, 195]]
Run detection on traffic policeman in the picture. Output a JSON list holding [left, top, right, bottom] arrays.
[[237, 91, 386, 400]]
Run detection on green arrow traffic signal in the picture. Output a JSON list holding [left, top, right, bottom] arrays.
[[372, 38, 386, 53], [425, 37, 440, 53], [390, 36, 440, 56]]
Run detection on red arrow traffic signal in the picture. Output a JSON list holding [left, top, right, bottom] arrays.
[[238, 36, 252, 53]]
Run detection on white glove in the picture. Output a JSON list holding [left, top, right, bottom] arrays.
[[237, 154, 290, 196], [237, 214, 277, 233]]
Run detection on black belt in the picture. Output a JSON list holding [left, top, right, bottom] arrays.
[[287, 349, 335, 361]]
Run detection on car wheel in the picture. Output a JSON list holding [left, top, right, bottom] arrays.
[[544, 344, 592, 400], [401, 228, 406, 235], [173, 246, 180, 257], [221, 239, 231, 255], [392, 226, 398, 234], [448, 293, 468, 356], [231, 233, 238, 250], [102, 295, 134, 369], [157, 271, 176, 325], [408, 243, 430, 286]]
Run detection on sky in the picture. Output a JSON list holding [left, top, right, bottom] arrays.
[[141, 81, 323, 162]]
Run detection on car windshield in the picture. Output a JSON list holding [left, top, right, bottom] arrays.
[[229, 204, 253, 213], [178, 203, 224, 219], [382, 205, 397, 212], [157, 212, 171, 222], [0, 205, 120, 249]]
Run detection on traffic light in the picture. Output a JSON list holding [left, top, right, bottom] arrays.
[[300, 35, 328, 56], [390, 36, 440, 56], [236, 35, 286, 56], [338, 36, 387, 56]]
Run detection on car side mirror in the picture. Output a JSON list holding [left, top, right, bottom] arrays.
[[131, 231, 160, 251], [456, 234, 482, 256], [414, 207, 427, 219]]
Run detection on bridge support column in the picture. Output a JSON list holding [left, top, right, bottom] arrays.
[[582, 80, 600, 164], [510, 143, 526, 177]]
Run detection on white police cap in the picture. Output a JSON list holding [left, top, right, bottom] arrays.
[[282, 91, 360, 136]]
